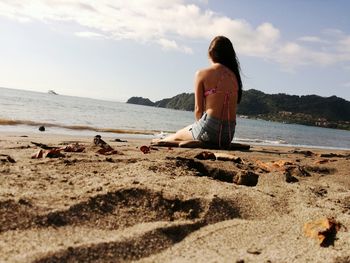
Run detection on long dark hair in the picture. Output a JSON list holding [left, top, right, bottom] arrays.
[[208, 36, 243, 103]]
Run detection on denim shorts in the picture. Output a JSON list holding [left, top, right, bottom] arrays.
[[190, 112, 235, 147]]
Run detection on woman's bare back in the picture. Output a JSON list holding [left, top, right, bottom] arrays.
[[199, 63, 238, 121]]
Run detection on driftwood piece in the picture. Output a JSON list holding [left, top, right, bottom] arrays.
[[214, 153, 243, 163], [0, 154, 16, 163], [31, 141, 57, 150]]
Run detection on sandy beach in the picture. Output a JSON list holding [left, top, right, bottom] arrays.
[[0, 131, 349, 263]]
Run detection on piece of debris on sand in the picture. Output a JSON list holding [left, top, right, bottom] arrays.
[[194, 151, 243, 163], [0, 154, 16, 163], [304, 217, 343, 246], [94, 135, 121, 155]]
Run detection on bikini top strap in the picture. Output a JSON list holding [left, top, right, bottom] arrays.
[[204, 68, 238, 97], [203, 71, 227, 96]]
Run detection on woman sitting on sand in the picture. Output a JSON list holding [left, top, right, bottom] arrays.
[[156, 36, 243, 148]]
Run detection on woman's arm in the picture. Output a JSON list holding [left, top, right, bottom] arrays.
[[194, 70, 205, 121]]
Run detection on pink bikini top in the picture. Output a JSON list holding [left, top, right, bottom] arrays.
[[203, 68, 238, 148], [204, 69, 238, 97]]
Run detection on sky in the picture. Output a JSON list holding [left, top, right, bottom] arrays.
[[0, 0, 350, 102]]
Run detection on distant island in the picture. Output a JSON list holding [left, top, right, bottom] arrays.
[[127, 89, 350, 131]]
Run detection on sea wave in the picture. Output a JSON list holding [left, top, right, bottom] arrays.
[[0, 118, 161, 135], [235, 137, 288, 145]]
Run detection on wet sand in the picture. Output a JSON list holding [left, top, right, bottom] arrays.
[[0, 132, 349, 262]]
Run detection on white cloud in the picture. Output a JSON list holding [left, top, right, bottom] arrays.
[[338, 36, 350, 53], [75, 31, 107, 39], [157, 38, 193, 54], [298, 36, 329, 44], [274, 42, 339, 69], [0, 0, 349, 68]]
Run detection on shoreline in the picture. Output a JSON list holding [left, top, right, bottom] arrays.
[[1, 125, 350, 151], [0, 131, 349, 262]]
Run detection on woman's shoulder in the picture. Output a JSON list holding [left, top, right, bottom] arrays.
[[196, 65, 217, 77]]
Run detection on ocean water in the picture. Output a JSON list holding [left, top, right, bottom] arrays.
[[1, 87, 350, 150]]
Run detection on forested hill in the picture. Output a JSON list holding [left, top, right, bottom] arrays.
[[126, 89, 350, 130], [127, 93, 195, 111]]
